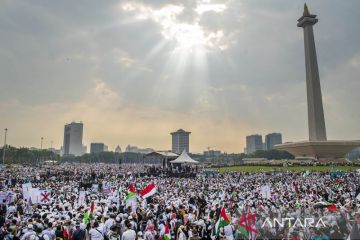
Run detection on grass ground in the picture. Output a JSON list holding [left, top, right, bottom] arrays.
[[213, 165, 360, 173]]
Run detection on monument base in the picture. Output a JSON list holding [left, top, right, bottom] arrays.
[[275, 140, 360, 160]]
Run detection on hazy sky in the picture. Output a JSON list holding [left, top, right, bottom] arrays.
[[0, 0, 359, 153]]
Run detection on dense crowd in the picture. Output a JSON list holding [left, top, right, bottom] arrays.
[[0, 164, 359, 240]]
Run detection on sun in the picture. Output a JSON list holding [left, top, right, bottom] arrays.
[[166, 23, 207, 52], [120, 2, 227, 53]]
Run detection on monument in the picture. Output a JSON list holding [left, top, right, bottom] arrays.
[[276, 4, 360, 160]]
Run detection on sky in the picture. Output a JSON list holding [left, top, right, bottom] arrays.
[[0, 0, 359, 153]]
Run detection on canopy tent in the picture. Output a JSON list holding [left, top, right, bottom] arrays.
[[170, 150, 199, 164]]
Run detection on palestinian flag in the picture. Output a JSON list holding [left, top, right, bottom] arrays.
[[292, 181, 300, 194], [215, 207, 230, 235], [140, 182, 157, 198], [129, 183, 136, 193], [83, 201, 95, 224], [63, 226, 73, 240], [163, 222, 171, 240], [237, 211, 257, 239], [90, 201, 95, 213], [125, 184, 137, 207], [314, 201, 337, 212]]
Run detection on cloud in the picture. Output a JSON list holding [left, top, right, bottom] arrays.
[[0, 0, 359, 152], [120, 1, 231, 51]]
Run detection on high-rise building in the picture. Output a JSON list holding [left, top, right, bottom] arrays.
[[171, 129, 191, 154], [265, 133, 283, 150], [90, 143, 107, 154], [63, 122, 84, 156], [246, 134, 263, 154]]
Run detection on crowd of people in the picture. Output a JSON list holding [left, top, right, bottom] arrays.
[[0, 164, 359, 240]]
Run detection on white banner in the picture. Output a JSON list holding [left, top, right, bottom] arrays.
[[78, 191, 86, 206], [30, 188, 40, 204], [39, 189, 52, 204], [22, 183, 32, 200], [0, 191, 15, 204], [261, 185, 271, 199]]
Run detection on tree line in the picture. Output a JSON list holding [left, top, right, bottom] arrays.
[[0, 146, 60, 165], [0, 146, 294, 165]]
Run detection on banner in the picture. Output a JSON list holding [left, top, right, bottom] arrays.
[[30, 188, 40, 204], [261, 185, 271, 199], [39, 190, 52, 204], [78, 191, 86, 206], [0, 191, 15, 204], [22, 183, 32, 200]]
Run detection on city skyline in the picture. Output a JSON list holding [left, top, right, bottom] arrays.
[[1, 1, 359, 152]]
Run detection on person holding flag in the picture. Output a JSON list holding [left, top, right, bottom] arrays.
[[215, 207, 231, 236], [83, 201, 95, 225], [125, 184, 138, 213]]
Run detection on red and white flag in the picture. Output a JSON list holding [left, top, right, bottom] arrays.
[[140, 182, 157, 198]]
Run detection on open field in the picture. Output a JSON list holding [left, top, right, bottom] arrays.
[[213, 165, 360, 173]]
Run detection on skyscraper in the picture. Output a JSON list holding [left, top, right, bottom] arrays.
[[63, 122, 83, 156], [90, 143, 107, 154], [265, 133, 282, 150], [171, 129, 191, 154], [246, 134, 263, 154]]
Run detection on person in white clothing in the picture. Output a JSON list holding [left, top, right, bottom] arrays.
[[223, 224, 234, 240], [89, 222, 104, 240], [121, 221, 136, 240]]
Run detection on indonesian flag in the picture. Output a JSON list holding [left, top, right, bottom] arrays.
[[292, 181, 300, 194], [215, 207, 230, 235], [163, 222, 171, 240], [140, 182, 157, 198]]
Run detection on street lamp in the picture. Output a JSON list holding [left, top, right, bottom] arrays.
[[41, 137, 44, 150], [2, 128, 8, 165]]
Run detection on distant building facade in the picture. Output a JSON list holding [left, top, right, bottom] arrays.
[[203, 150, 221, 158], [125, 145, 154, 154], [115, 145, 122, 153], [265, 133, 282, 150], [246, 134, 263, 154], [63, 122, 84, 156], [171, 129, 191, 154], [90, 143, 107, 154]]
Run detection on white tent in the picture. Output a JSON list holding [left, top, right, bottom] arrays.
[[170, 150, 199, 164]]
